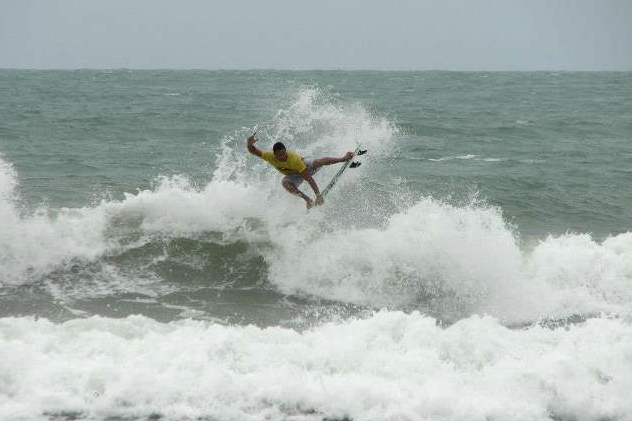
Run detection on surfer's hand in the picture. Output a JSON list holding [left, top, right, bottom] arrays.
[[344, 151, 354, 160], [315, 194, 324, 206], [247, 133, 257, 144]]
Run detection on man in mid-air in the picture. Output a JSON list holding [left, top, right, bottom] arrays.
[[246, 133, 354, 208]]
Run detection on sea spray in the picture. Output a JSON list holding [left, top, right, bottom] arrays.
[[0, 156, 109, 285]]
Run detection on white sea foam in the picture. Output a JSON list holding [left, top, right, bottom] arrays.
[[0, 157, 109, 284], [0, 160, 260, 286], [0, 311, 630, 421], [265, 197, 632, 323]]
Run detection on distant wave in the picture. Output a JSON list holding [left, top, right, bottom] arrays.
[[425, 155, 545, 164], [428, 154, 481, 162]]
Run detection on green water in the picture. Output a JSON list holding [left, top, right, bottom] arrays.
[[2, 70, 630, 239]]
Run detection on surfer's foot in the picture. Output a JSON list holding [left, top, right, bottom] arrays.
[[305, 198, 314, 209]]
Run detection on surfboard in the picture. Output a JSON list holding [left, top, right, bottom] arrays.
[[320, 145, 366, 198]]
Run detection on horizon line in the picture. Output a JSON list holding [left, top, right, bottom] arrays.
[[1, 67, 631, 73]]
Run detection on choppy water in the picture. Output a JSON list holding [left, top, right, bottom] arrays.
[[1, 70, 631, 421]]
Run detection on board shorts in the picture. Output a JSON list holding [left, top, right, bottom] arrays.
[[282, 158, 319, 188]]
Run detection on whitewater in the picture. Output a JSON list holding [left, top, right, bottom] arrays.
[[1, 70, 631, 421]]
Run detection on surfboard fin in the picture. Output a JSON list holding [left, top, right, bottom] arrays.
[[350, 161, 362, 168], [357, 149, 367, 156]]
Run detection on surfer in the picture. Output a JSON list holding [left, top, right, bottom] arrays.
[[246, 133, 354, 208]]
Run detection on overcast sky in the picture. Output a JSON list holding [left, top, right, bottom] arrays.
[[1, 0, 631, 70]]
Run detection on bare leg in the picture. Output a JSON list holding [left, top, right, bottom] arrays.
[[311, 151, 354, 169], [282, 179, 314, 209]]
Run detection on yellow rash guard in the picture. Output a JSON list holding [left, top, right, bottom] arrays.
[[260, 150, 306, 175]]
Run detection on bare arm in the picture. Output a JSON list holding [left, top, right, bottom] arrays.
[[300, 169, 324, 206], [246, 133, 262, 157]]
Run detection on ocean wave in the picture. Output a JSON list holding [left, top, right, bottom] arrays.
[[2, 88, 631, 326], [265, 196, 632, 324], [0, 86, 397, 286], [1, 311, 630, 421], [427, 154, 511, 163], [2, 149, 632, 325]]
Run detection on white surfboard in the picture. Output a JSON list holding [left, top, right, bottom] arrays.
[[320, 145, 366, 198]]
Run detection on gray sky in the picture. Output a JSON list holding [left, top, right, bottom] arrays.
[[1, 0, 631, 70]]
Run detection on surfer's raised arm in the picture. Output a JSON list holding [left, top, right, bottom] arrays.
[[246, 133, 262, 157]]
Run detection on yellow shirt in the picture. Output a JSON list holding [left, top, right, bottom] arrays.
[[261, 150, 306, 175]]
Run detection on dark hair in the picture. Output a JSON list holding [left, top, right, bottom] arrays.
[[273, 142, 286, 153]]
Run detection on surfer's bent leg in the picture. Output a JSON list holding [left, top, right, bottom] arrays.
[[282, 177, 313, 208]]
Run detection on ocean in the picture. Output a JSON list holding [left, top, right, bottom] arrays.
[[1, 70, 631, 421]]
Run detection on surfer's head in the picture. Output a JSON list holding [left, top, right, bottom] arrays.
[[273, 142, 287, 161]]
